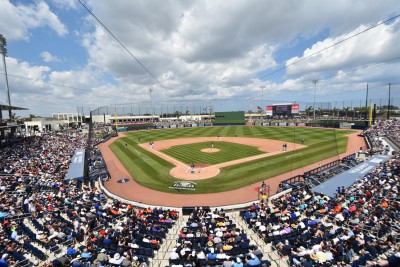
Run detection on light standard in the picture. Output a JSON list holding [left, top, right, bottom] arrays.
[[188, 89, 193, 117], [312, 80, 318, 119], [260, 85, 265, 122], [149, 88, 153, 121], [0, 34, 12, 120]]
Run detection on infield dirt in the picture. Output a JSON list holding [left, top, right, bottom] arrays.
[[98, 130, 366, 207], [138, 137, 306, 180]]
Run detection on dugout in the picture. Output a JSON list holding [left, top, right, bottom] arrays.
[[307, 119, 369, 129], [214, 111, 245, 125]]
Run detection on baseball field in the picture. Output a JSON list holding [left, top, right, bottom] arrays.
[[109, 126, 353, 194]]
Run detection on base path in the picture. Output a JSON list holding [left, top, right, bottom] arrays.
[[98, 131, 366, 207], [138, 137, 305, 180]]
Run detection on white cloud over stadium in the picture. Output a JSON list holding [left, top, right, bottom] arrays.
[[0, 0, 399, 116]]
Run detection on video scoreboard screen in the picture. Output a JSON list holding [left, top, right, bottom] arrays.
[[273, 105, 292, 115], [273, 105, 290, 115], [266, 104, 299, 116]]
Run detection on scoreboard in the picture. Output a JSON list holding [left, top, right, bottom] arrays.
[[266, 103, 299, 116], [273, 104, 291, 115]]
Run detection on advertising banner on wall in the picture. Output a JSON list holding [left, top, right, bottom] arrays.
[[291, 104, 300, 113], [266, 106, 273, 116]]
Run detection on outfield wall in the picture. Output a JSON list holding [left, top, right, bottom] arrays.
[[214, 111, 245, 125], [98, 177, 258, 210]]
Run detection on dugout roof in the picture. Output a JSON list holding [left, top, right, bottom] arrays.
[[65, 149, 85, 182], [312, 154, 390, 198]]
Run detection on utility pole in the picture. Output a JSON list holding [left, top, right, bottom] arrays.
[[0, 34, 12, 120]]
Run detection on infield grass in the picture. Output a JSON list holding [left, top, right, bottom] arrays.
[[109, 126, 353, 194], [162, 141, 264, 165]]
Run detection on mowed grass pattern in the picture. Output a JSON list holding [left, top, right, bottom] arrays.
[[162, 141, 264, 165], [109, 126, 353, 194]]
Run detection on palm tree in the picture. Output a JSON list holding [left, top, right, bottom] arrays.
[[10, 112, 21, 121], [305, 106, 313, 118], [24, 114, 42, 121], [332, 108, 338, 118], [318, 107, 323, 118], [343, 107, 351, 118]]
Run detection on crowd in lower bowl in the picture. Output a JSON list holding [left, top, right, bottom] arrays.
[[0, 129, 180, 267], [242, 154, 399, 265], [168, 207, 271, 267], [1, 120, 400, 267]]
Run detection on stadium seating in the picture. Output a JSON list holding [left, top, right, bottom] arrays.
[[0, 119, 399, 266]]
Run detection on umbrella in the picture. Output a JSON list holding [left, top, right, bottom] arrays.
[[0, 212, 8, 218]]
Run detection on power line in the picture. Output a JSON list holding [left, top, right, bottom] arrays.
[[0, 72, 132, 100], [257, 14, 400, 81], [2, 70, 398, 107], [246, 55, 400, 100], [76, 0, 172, 96]]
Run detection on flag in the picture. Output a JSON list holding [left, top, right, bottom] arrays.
[[257, 106, 263, 110]]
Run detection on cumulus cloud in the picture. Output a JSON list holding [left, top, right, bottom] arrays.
[[285, 18, 400, 76], [2, 0, 400, 116], [0, 56, 125, 114], [40, 51, 60, 63], [79, 0, 400, 101], [50, 0, 77, 10], [0, 0, 68, 41]]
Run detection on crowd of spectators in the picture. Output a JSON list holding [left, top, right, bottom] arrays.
[[169, 207, 271, 267], [152, 118, 213, 128], [0, 130, 87, 266], [247, 117, 312, 126], [241, 127, 400, 266], [0, 127, 180, 267], [364, 119, 400, 151], [1, 118, 399, 267]]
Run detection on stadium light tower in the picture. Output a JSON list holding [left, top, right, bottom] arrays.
[[149, 88, 154, 120], [0, 34, 12, 120], [260, 85, 266, 123], [312, 80, 318, 119], [260, 85, 266, 111]]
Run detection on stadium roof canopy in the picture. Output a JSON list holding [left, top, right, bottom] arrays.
[[0, 104, 28, 110]]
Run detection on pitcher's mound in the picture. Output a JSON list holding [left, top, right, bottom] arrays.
[[201, 148, 220, 153]]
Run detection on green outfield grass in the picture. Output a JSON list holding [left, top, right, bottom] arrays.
[[109, 126, 353, 194], [162, 141, 264, 165]]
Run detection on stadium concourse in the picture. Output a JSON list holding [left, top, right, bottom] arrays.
[[0, 121, 397, 267]]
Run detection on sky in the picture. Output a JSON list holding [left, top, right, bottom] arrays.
[[0, 0, 400, 117]]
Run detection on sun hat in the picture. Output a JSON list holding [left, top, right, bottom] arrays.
[[113, 253, 121, 260], [310, 253, 318, 261]]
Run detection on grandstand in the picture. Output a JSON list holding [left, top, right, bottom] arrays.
[[0, 116, 399, 267]]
